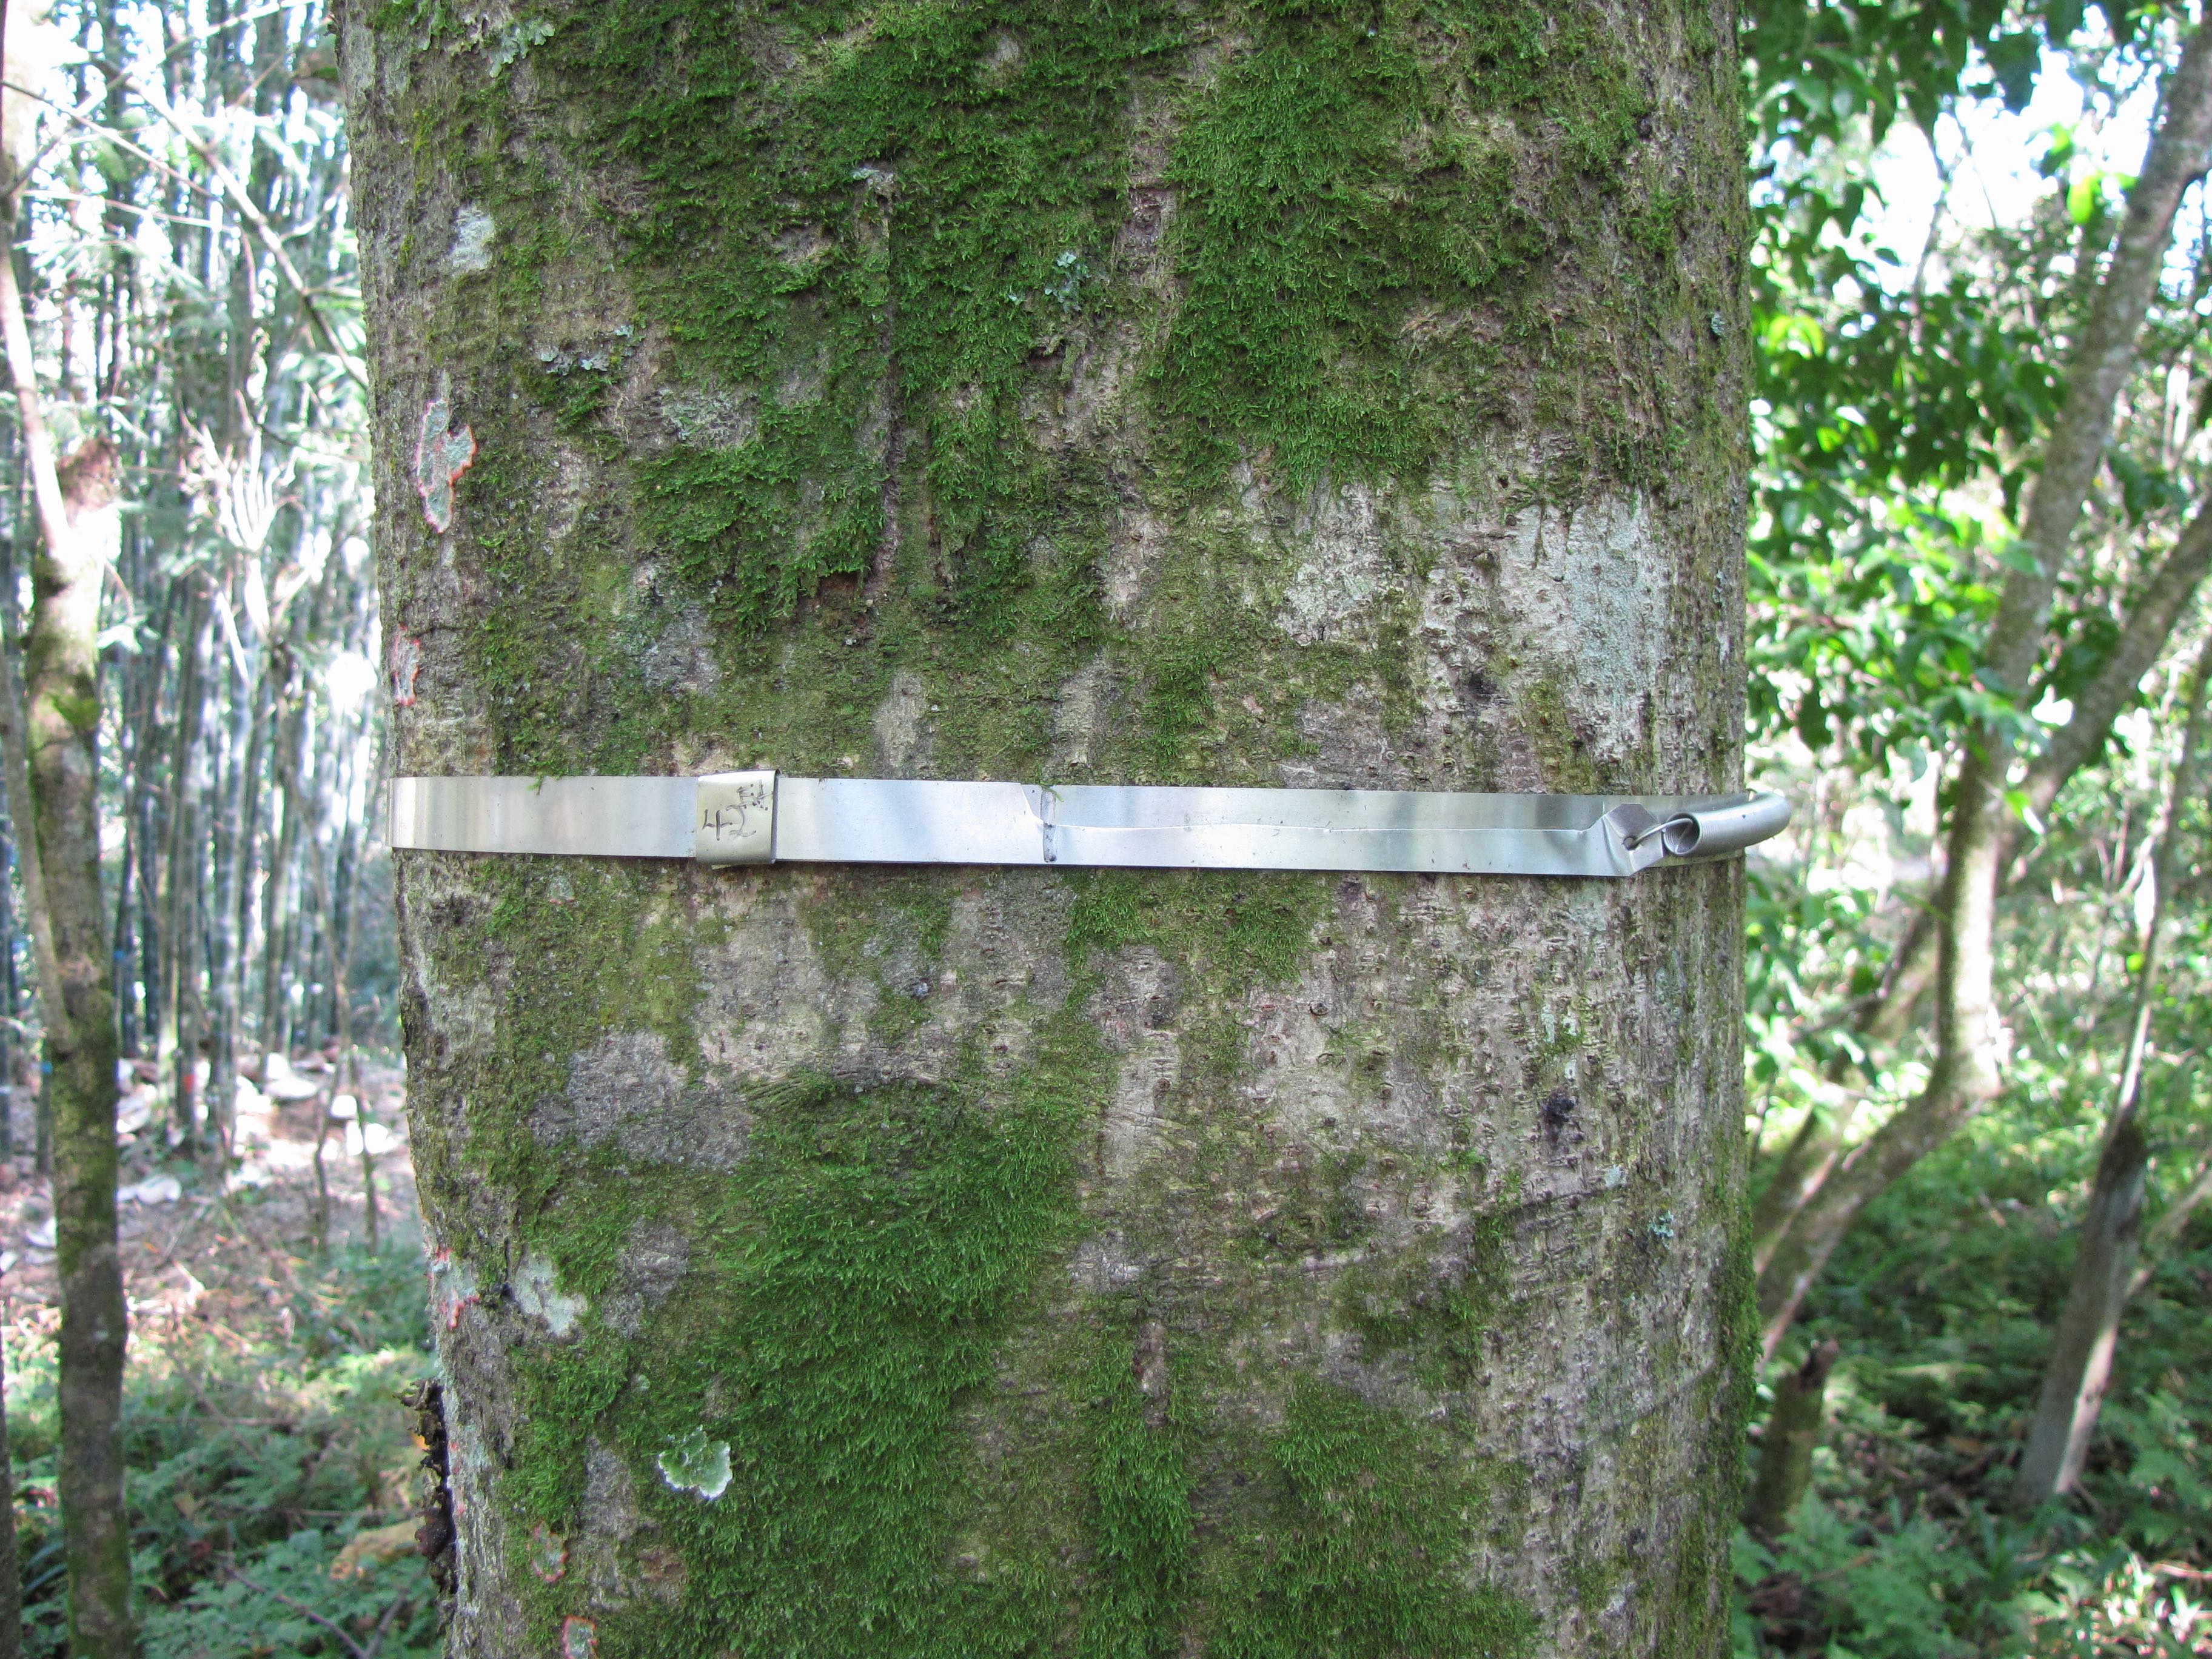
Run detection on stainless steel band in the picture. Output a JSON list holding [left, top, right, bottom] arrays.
[[387, 773, 1791, 879]]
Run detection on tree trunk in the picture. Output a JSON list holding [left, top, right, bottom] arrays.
[[2014, 1113, 2149, 1507], [0, 781, 16, 1159], [162, 585, 212, 1147], [0, 25, 132, 1626], [260, 635, 307, 1054], [2014, 633, 2211, 1511], [0, 1317, 20, 1659], [344, 2, 1753, 1652], [1744, 1339, 1838, 1538], [0, 413, 133, 1659], [206, 593, 255, 1163], [34, 438, 129, 1659]]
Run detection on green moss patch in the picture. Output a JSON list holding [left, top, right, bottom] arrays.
[[1205, 1379, 1535, 1658], [1158, 0, 1642, 485], [530, 0, 1173, 634], [1080, 1336, 1194, 1659], [1065, 868, 1329, 991]]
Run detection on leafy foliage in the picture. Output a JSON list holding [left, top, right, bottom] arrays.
[[10, 1241, 436, 1659], [1734, 0, 2212, 1646], [141, 1529, 441, 1659], [1734, 1102, 2212, 1655]]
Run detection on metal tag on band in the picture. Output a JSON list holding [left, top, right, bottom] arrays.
[[388, 773, 1790, 878]]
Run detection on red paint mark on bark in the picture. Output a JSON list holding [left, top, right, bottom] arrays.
[[561, 1616, 597, 1658], [428, 1246, 480, 1329], [390, 631, 423, 707], [414, 394, 477, 531], [530, 1522, 568, 1583]]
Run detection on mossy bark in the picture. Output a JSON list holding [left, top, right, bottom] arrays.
[[32, 444, 130, 1658], [1743, 1339, 1836, 1539], [341, 0, 1752, 1652]]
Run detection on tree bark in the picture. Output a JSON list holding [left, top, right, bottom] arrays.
[[161, 585, 212, 1146], [0, 1318, 20, 1659], [1744, 1338, 1838, 1538], [2013, 632, 2211, 1511], [32, 437, 130, 1659], [0, 21, 132, 1631], [2013, 1113, 2149, 1507], [1751, 25, 2212, 1358], [206, 586, 257, 1162], [345, 1, 1753, 1652]]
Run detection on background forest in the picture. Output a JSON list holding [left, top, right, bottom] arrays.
[[0, 0, 2205, 1654]]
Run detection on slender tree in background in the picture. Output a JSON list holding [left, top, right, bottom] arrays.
[[1750, 19, 2212, 1358], [2014, 632, 2212, 1510], [346, 0, 1754, 1650], [0, 1329, 18, 1659], [1743, 1336, 1838, 1538], [0, 4, 132, 1650]]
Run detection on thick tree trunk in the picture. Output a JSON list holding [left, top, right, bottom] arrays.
[[345, 1, 1752, 1652]]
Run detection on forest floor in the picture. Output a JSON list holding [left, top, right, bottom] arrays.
[[4, 1051, 442, 1659], [0, 1051, 422, 1315], [1735, 1120, 2212, 1659]]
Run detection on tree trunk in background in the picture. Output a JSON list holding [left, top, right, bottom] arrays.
[[1751, 26, 2212, 1359], [206, 626, 255, 1159], [2014, 634, 2212, 1511], [2, 15, 133, 1621], [33, 438, 129, 1659], [260, 637, 307, 1054], [0, 784, 16, 1158], [345, 1, 1751, 1651], [0, 1324, 19, 1659], [163, 588, 211, 1145], [1744, 1338, 1838, 1538]]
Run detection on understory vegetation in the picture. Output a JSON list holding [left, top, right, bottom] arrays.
[[10, 1219, 437, 1659], [1735, 0, 2212, 1645], [1734, 1124, 2212, 1655]]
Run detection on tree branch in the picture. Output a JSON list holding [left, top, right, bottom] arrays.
[[223, 1567, 372, 1659], [2026, 501, 2212, 816], [1982, 22, 2212, 702]]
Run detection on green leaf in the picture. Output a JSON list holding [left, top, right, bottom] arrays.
[[2068, 170, 2102, 225]]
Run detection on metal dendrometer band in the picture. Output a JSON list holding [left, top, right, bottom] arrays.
[[387, 773, 1792, 879]]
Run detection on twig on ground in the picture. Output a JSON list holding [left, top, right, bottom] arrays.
[[363, 1592, 408, 1659], [224, 1566, 372, 1659]]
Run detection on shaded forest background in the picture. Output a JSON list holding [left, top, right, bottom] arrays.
[[0, 0, 2208, 1654]]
